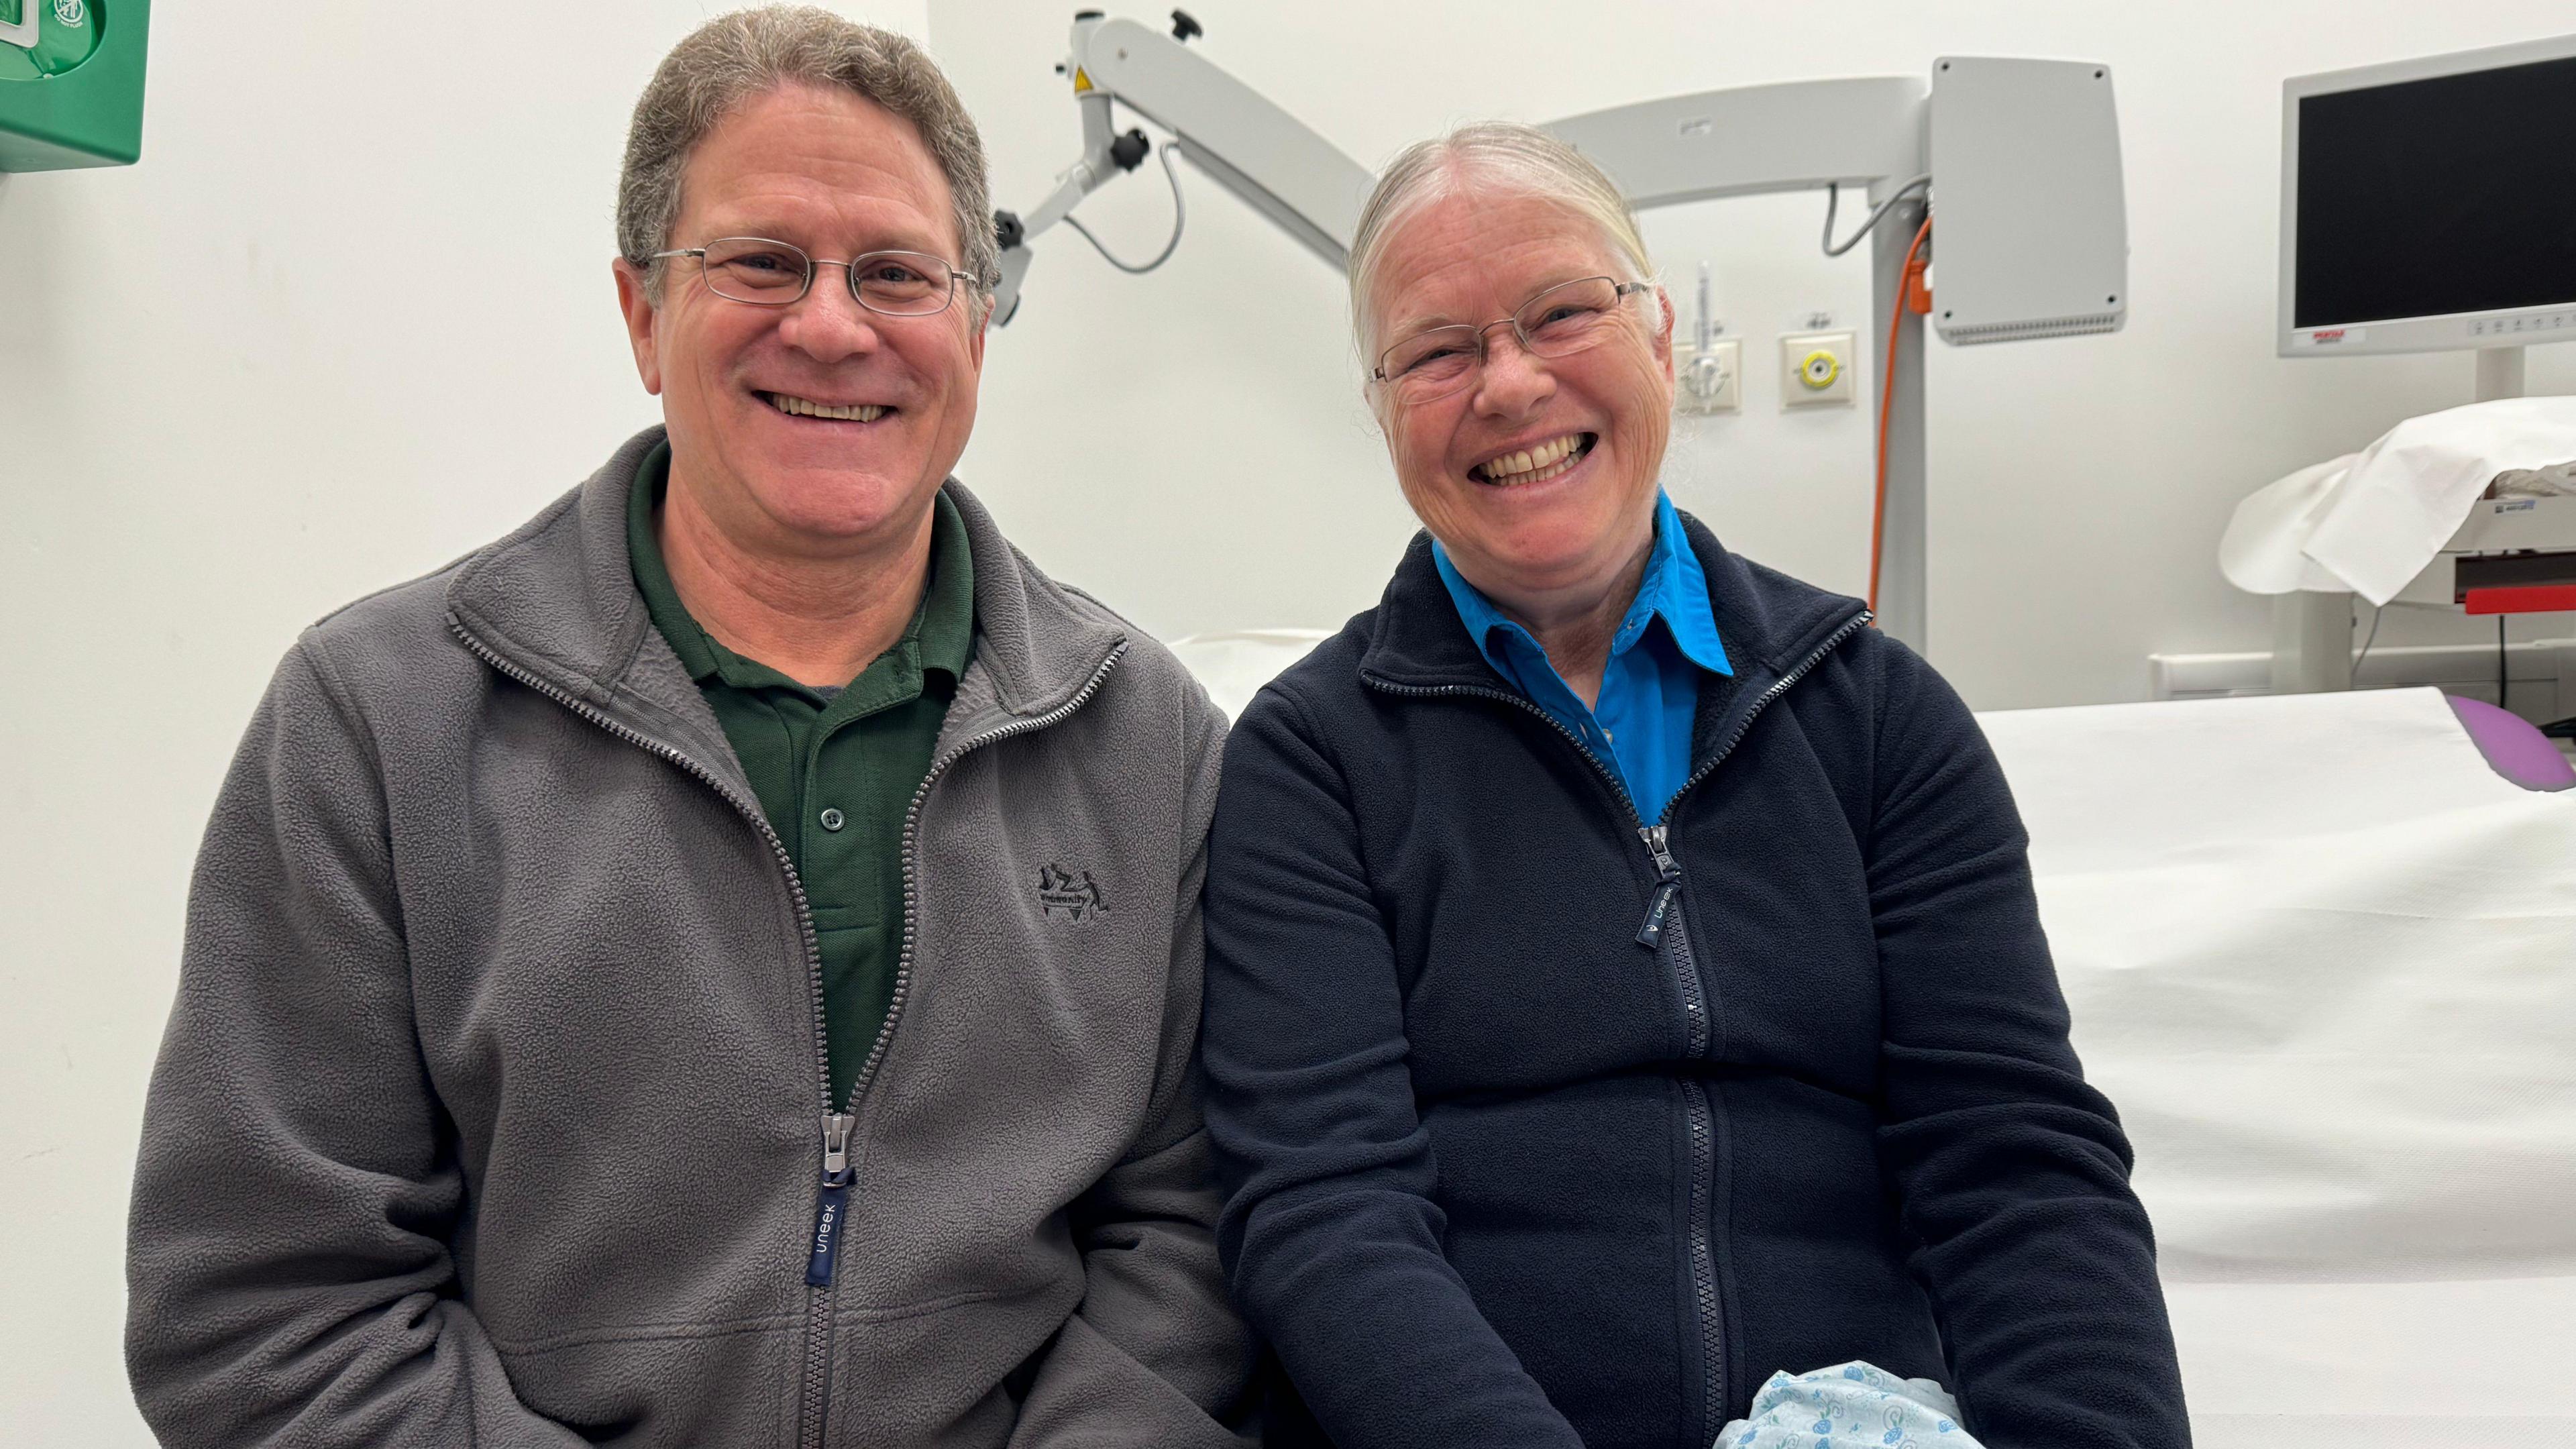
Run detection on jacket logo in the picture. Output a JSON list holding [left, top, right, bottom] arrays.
[[1038, 864, 1107, 922]]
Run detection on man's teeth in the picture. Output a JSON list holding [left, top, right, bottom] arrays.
[[1475, 433, 1588, 486], [769, 393, 887, 422]]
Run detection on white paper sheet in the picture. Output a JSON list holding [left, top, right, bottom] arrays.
[[2219, 398, 2576, 604]]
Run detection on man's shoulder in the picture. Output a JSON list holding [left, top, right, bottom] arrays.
[[299, 484, 588, 704], [945, 479, 1220, 745], [1043, 570, 1225, 747]]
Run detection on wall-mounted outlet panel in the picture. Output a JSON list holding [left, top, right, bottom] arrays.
[[1780, 329, 1856, 407], [1676, 338, 1741, 413]]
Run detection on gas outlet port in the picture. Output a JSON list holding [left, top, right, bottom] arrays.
[[1780, 329, 1856, 407], [1677, 338, 1741, 414]]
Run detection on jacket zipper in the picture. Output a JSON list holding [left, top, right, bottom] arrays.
[[453, 618, 1124, 1448], [1682, 1076, 1720, 1446], [806, 1112, 856, 1286], [798, 640, 1128, 1444], [446, 623, 845, 1444], [1362, 605, 1867, 1439]]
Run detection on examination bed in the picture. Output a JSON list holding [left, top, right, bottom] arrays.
[[1169, 633, 2576, 1449]]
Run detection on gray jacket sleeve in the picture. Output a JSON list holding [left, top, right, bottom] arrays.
[[125, 638, 584, 1448], [1005, 691, 1256, 1448]]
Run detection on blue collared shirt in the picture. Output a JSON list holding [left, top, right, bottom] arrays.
[[1432, 491, 1733, 823]]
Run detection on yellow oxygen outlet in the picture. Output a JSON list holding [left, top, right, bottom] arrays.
[[1780, 329, 1856, 407]]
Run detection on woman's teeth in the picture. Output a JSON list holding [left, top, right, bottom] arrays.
[[767, 393, 886, 422], [1474, 433, 1589, 486]]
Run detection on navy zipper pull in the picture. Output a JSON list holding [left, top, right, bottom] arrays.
[[804, 1112, 855, 1287], [1635, 824, 1683, 948]]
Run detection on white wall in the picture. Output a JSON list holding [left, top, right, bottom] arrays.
[[0, 3, 926, 1443], [5, 0, 2574, 1441], [938, 0, 2576, 708]]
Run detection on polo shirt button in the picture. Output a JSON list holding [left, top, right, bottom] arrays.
[[818, 808, 846, 832]]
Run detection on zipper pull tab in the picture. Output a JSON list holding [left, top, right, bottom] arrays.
[[1635, 825, 1683, 949], [805, 1112, 855, 1287]]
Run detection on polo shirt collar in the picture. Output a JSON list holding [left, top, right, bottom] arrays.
[[625, 440, 976, 693], [1429, 489, 1731, 681]]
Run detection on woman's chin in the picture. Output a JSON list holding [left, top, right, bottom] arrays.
[[1451, 529, 1625, 595]]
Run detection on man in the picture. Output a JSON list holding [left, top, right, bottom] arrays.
[[125, 9, 1250, 1446]]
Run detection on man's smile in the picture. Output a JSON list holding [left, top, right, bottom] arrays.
[[761, 390, 893, 423]]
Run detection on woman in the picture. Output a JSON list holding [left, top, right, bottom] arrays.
[[1197, 123, 2189, 1449]]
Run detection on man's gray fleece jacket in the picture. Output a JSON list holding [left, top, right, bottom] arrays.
[[125, 429, 1254, 1448]]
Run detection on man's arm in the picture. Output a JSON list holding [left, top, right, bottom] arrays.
[[1006, 687, 1256, 1448], [126, 638, 585, 1448], [1862, 637, 2192, 1449]]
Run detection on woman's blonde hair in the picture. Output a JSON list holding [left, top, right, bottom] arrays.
[[1347, 121, 1653, 357]]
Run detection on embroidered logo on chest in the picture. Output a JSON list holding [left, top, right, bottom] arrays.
[[1037, 864, 1108, 922]]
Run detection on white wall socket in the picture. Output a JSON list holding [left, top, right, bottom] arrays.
[[1780, 329, 1856, 407], [1676, 339, 1741, 414]]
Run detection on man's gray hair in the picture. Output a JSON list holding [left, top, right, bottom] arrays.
[[617, 7, 998, 311], [1348, 121, 1654, 356]]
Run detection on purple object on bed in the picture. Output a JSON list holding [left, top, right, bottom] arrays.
[[2445, 694, 2576, 792]]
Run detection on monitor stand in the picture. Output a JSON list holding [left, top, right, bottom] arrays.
[[2269, 346, 2528, 696], [2475, 345, 2527, 404]]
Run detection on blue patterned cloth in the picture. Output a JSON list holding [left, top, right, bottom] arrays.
[[1715, 1361, 1982, 1449]]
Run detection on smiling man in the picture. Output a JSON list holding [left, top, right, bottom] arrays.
[[125, 9, 1251, 1447]]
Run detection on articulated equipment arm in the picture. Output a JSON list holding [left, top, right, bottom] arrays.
[[991, 10, 1375, 325]]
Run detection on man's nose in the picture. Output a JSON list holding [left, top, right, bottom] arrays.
[[776, 265, 883, 363], [1471, 327, 1555, 417]]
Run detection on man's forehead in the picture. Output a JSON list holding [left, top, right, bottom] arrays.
[[680, 84, 955, 248]]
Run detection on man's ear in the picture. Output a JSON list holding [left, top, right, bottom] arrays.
[[612, 258, 665, 396]]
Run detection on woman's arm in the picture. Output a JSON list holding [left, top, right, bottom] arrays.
[[1199, 686, 1585, 1449], [1862, 638, 2192, 1449]]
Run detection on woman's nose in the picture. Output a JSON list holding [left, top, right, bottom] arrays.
[[1472, 330, 1556, 416]]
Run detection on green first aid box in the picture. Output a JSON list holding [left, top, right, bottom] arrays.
[[1, 0, 150, 171]]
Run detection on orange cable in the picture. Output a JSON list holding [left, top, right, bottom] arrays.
[[1870, 215, 1934, 620]]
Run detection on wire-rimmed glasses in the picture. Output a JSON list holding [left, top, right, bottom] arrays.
[[1371, 276, 1654, 405], [649, 237, 978, 317]]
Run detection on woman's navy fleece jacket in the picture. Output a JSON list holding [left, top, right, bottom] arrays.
[[1198, 515, 2189, 1449]]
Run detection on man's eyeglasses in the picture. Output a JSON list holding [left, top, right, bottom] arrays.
[[649, 237, 979, 317], [1372, 276, 1654, 405]]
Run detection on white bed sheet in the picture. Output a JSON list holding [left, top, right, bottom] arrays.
[[1984, 688, 2576, 1443], [1982, 688, 2576, 1284]]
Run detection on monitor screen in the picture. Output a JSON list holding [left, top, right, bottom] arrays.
[[2294, 53, 2576, 329]]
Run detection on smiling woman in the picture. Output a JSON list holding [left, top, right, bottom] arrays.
[[1197, 121, 2194, 1449], [1351, 140, 1678, 686]]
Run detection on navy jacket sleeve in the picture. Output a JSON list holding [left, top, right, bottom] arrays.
[[1199, 686, 1587, 1449], [1862, 639, 2191, 1449]]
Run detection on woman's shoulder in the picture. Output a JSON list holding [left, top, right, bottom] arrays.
[[1233, 610, 1377, 742]]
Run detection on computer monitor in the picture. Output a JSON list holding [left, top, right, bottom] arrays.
[[2279, 33, 2576, 358]]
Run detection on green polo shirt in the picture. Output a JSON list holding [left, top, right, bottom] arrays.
[[627, 443, 975, 1107]]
